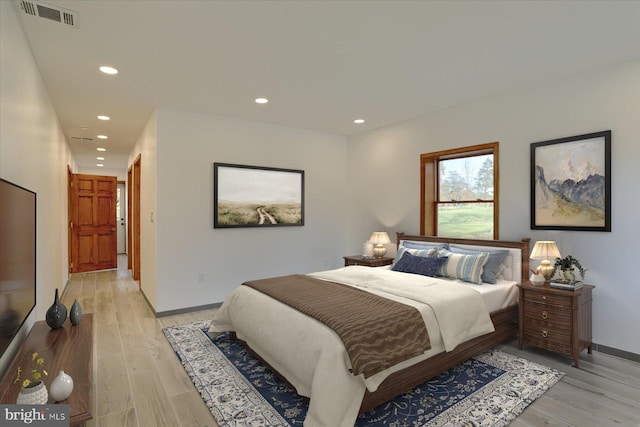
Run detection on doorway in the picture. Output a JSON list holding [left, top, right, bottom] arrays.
[[69, 173, 117, 273], [131, 155, 141, 282], [117, 181, 126, 254]]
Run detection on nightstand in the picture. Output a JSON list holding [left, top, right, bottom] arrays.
[[518, 281, 594, 368], [343, 255, 393, 267]]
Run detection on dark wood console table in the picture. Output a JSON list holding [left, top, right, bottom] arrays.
[[0, 313, 93, 426]]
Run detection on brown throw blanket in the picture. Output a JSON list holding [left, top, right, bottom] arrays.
[[243, 274, 431, 378]]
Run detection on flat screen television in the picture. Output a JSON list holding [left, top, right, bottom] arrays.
[[0, 178, 36, 358]]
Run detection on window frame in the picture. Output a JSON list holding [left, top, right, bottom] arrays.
[[420, 142, 499, 239]]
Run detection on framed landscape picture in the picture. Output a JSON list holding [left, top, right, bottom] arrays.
[[214, 163, 304, 228], [530, 130, 611, 231]]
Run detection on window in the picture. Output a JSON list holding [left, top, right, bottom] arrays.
[[420, 142, 499, 239]]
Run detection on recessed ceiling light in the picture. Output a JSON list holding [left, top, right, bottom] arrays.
[[354, 119, 365, 124], [97, 135, 108, 139], [96, 157, 105, 160], [97, 147, 106, 152], [97, 115, 110, 121], [96, 164, 104, 167], [255, 98, 269, 104], [99, 66, 118, 75]]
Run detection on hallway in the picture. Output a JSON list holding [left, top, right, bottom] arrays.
[[63, 255, 218, 427]]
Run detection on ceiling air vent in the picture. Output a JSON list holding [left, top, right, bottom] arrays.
[[16, 0, 79, 28], [69, 136, 94, 141]]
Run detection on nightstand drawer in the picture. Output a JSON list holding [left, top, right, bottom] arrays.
[[523, 323, 572, 355], [523, 291, 571, 308], [523, 300, 571, 326]]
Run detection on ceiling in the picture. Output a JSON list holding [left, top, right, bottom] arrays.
[[13, 0, 640, 170]]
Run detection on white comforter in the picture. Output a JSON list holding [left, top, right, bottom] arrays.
[[209, 266, 495, 427]]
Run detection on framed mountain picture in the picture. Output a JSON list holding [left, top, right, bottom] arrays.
[[530, 130, 611, 231]]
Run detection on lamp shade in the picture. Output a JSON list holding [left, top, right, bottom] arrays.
[[368, 232, 391, 245], [530, 240, 561, 281], [530, 241, 561, 260]]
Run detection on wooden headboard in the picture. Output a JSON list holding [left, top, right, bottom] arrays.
[[395, 233, 531, 283]]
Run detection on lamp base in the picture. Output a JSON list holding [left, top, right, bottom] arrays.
[[373, 245, 387, 258], [539, 260, 554, 281]]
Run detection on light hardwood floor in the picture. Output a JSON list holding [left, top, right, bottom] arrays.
[[63, 256, 639, 427], [62, 256, 218, 427]]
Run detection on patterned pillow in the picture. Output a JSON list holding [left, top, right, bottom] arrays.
[[392, 246, 438, 267], [437, 249, 489, 285], [449, 245, 509, 284], [392, 252, 448, 277]]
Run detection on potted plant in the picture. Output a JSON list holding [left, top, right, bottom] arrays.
[[552, 255, 586, 282], [14, 352, 49, 404]]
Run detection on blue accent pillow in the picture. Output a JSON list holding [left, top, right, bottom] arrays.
[[392, 246, 438, 267], [392, 252, 448, 277], [448, 245, 509, 284]]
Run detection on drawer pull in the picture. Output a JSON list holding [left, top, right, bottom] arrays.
[[542, 295, 546, 300], [541, 330, 548, 338], [542, 311, 548, 320]]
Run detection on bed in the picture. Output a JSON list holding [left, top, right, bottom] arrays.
[[209, 233, 530, 427]]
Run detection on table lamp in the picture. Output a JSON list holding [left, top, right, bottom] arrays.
[[530, 240, 561, 281], [369, 232, 391, 258]]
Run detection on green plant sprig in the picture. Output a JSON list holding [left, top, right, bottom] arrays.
[[552, 255, 587, 279]]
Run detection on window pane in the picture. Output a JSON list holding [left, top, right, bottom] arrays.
[[437, 203, 494, 239], [439, 154, 493, 201]]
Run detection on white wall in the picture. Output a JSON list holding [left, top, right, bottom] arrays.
[[78, 167, 127, 181], [0, 2, 76, 374], [140, 108, 348, 313], [347, 60, 640, 355]]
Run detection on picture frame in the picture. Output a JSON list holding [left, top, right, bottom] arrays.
[[214, 163, 304, 228], [530, 130, 611, 232]]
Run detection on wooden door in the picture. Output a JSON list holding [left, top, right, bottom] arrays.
[[127, 166, 132, 270], [70, 174, 117, 273], [132, 156, 141, 281], [67, 165, 73, 273]]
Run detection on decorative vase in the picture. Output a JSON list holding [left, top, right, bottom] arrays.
[[46, 288, 67, 329], [560, 269, 575, 282], [362, 242, 374, 258], [69, 299, 82, 325], [49, 370, 74, 402], [16, 381, 48, 404], [529, 273, 545, 285]]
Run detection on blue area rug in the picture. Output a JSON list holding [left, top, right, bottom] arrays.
[[163, 320, 564, 426]]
